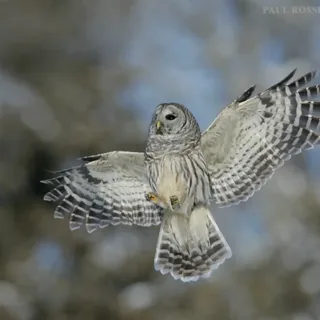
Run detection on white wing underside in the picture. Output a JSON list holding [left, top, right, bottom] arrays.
[[42, 69, 320, 230], [201, 69, 320, 207], [42, 151, 163, 232]]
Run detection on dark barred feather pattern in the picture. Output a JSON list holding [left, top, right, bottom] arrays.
[[201, 70, 320, 207], [42, 151, 163, 232], [41, 70, 319, 282], [154, 206, 232, 282], [144, 102, 231, 281]]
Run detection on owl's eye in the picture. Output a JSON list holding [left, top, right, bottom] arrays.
[[165, 114, 176, 121]]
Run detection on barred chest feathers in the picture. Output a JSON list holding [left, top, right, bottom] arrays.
[[146, 150, 212, 214]]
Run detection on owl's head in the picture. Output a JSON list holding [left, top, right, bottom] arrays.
[[149, 103, 200, 138]]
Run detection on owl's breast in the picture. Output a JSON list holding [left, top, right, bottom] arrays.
[[146, 151, 211, 212], [148, 155, 189, 207]]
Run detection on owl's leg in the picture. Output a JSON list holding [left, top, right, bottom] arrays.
[[169, 195, 181, 210], [145, 192, 167, 209]]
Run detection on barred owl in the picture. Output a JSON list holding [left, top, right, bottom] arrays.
[[42, 69, 320, 282]]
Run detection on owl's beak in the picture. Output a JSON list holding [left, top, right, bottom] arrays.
[[156, 121, 162, 132]]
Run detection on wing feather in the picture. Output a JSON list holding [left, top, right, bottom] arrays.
[[42, 151, 163, 232], [201, 70, 320, 207]]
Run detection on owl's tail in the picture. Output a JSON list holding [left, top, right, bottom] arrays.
[[154, 206, 232, 282]]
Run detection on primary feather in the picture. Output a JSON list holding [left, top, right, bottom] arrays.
[[201, 70, 320, 207], [42, 151, 163, 233], [42, 70, 320, 282]]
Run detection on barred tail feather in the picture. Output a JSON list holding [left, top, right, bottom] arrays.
[[154, 206, 232, 282]]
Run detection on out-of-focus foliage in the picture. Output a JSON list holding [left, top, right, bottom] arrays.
[[0, 1, 320, 319]]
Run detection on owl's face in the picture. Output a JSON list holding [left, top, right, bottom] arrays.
[[150, 103, 199, 137]]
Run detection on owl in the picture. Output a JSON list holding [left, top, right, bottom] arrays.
[[42, 69, 320, 282]]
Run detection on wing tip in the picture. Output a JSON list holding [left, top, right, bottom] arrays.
[[78, 154, 103, 162], [266, 68, 297, 91], [40, 179, 51, 185], [286, 68, 298, 80], [236, 85, 256, 104]]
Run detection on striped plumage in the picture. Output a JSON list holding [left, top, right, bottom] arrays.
[[154, 206, 231, 281], [145, 103, 231, 281], [42, 152, 163, 233], [42, 69, 320, 282], [146, 151, 210, 211], [201, 69, 320, 207]]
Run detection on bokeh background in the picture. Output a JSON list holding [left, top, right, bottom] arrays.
[[0, 1, 320, 319]]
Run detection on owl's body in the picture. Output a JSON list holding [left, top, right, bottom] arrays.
[[145, 149, 230, 280], [144, 103, 232, 280], [42, 69, 320, 282], [145, 150, 211, 213], [144, 103, 210, 213]]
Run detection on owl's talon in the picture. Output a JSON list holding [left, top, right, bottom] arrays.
[[146, 192, 167, 209], [146, 192, 156, 202], [170, 195, 180, 210]]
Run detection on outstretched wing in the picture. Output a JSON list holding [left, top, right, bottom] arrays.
[[42, 151, 163, 232], [201, 70, 320, 207]]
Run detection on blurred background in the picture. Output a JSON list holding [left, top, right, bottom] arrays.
[[0, 0, 320, 319]]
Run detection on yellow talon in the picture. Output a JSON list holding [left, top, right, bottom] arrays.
[[146, 192, 157, 201], [146, 192, 167, 209]]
